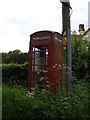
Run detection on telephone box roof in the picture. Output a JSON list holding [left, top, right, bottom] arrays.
[[30, 30, 62, 36]]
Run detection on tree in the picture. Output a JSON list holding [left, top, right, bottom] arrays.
[[2, 49, 28, 64], [71, 33, 89, 80]]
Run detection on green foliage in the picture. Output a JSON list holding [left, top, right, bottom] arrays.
[[2, 33, 90, 119], [88, 42, 90, 79], [71, 34, 89, 80], [2, 81, 89, 120], [2, 49, 28, 64], [2, 62, 28, 87]]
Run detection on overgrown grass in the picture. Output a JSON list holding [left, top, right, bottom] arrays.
[[2, 81, 89, 120]]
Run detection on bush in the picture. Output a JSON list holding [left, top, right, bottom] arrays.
[[2, 62, 28, 87], [71, 36, 89, 80], [2, 80, 89, 120]]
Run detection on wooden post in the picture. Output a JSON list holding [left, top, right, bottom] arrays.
[[61, 0, 72, 92]]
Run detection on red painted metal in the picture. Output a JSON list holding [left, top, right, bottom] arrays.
[[28, 31, 63, 92]]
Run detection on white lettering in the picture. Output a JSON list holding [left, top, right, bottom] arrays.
[[32, 36, 50, 40], [54, 36, 62, 42]]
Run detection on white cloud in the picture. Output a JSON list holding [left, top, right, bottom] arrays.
[[71, 0, 88, 31], [0, 0, 89, 52]]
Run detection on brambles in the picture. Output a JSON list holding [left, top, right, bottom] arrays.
[[2, 80, 89, 119]]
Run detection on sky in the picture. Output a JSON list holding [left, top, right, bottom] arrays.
[[0, 0, 89, 52]]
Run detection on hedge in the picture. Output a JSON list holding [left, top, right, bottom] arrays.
[[2, 62, 28, 87]]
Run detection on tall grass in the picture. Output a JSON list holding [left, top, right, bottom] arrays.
[[2, 80, 89, 120]]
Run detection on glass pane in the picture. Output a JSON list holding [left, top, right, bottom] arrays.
[[32, 58, 46, 65], [31, 45, 48, 89]]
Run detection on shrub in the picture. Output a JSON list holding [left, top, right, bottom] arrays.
[[2, 62, 28, 87], [2, 80, 89, 120], [71, 36, 89, 80]]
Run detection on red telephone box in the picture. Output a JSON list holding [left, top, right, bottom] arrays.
[[28, 31, 62, 92]]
